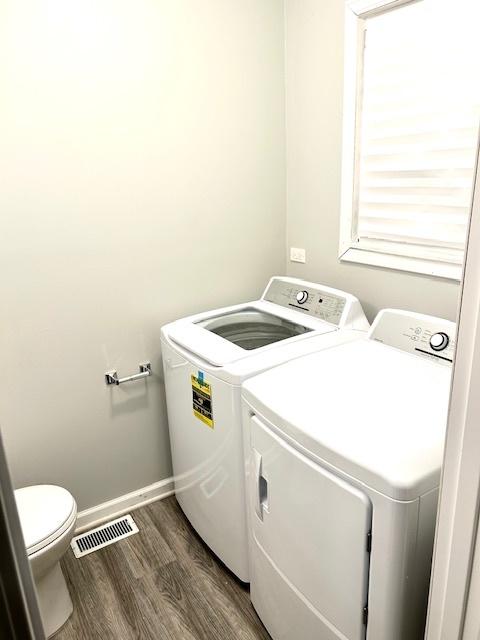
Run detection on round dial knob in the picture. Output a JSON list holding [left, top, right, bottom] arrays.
[[430, 332, 450, 352], [296, 290, 308, 304]]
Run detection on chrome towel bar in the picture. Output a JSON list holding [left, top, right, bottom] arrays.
[[105, 362, 151, 386]]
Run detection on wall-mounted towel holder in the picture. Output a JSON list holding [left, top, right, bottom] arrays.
[[105, 362, 151, 386]]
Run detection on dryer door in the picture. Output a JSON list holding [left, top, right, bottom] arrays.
[[249, 414, 372, 640]]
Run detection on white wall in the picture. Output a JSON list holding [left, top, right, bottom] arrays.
[[0, 0, 285, 511], [284, 0, 460, 322]]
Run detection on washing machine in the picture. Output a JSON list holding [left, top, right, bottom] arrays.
[[161, 276, 369, 581], [242, 309, 455, 639]]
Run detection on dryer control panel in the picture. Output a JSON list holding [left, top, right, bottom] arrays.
[[370, 309, 456, 364], [263, 278, 347, 325]]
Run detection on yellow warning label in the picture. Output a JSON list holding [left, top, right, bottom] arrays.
[[191, 375, 214, 429]]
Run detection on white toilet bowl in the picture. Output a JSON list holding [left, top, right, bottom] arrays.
[[15, 485, 77, 638]]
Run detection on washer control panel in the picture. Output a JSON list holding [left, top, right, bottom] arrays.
[[263, 278, 347, 325], [370, 310, 456, 364]]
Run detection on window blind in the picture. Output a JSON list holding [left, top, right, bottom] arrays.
[[356, 0, 480, 261]]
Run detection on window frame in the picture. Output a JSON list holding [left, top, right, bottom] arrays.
[[339, 0, 465, 281]]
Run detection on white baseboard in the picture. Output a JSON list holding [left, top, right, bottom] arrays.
[[75, 477, 175, 534]]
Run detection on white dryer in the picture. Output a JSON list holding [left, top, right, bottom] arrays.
[[161, 277, 369, 582], [242, 309, 455, 639]]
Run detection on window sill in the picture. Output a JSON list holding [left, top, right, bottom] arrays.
[[339, 246, 463, 281]]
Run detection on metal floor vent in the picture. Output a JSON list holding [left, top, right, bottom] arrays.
[[71, 514, 139, 558]]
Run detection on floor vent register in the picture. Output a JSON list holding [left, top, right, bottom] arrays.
[[71, 514, 139, 558]]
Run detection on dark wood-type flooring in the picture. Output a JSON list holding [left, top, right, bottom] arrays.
[[55, 496, 270, 640]]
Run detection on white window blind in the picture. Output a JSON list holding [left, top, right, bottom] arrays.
[[351, 0, 480, 269]]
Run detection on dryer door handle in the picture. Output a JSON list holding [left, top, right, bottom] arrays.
[[253, 449, 268, 521]]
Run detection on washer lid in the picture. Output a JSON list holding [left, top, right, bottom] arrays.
[[196, 308, 313, 351], [242, 338, 452, 501], [167, 322, 247, 366], [15, 485, 76, 555], [168, 311, 334, 367]]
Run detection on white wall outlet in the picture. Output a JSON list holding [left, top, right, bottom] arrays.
[[290, 247, 306, 263]]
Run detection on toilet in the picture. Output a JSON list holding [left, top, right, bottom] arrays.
[[15, 485, 77, 638]]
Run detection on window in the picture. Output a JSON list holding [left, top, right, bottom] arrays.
[[339, 0, 480, 280]]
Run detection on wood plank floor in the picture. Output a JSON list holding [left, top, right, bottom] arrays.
[[55, 496, 271, 640]]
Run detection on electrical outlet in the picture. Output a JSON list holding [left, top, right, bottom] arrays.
[[290, 247, 306, 263]]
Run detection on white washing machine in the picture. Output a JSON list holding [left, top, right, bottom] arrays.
[[242, 309, 455, 639], [161, 277, 369, 582]]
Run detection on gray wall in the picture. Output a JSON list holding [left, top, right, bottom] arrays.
[[0, 0, 462, 516], [0, 0, 286, 511], [284, 0, 460, 322]]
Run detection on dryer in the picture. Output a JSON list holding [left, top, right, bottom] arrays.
[[242, 309, 455, 639], [161, 277, 369, 581]]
